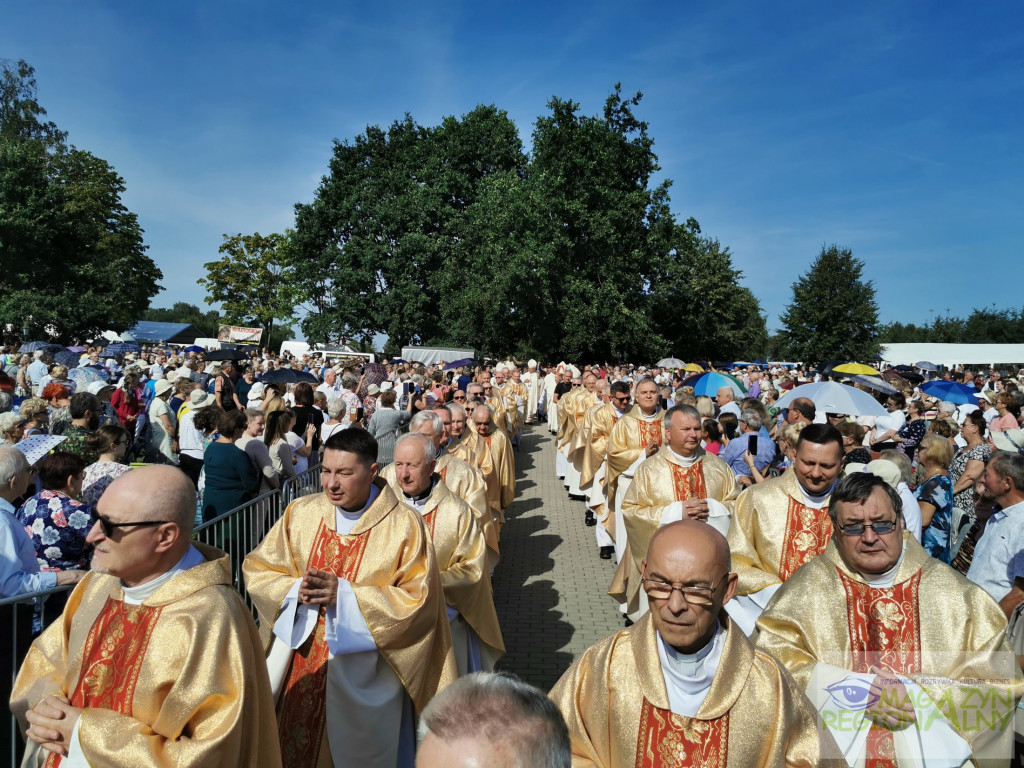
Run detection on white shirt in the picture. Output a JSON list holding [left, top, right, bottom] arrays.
[[967, 500, 1024, 602]]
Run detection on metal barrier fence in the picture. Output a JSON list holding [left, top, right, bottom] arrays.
[[3, 470, 322, 764], [2, 586, 72, 766]]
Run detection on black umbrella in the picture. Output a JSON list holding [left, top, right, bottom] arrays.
[[205, 348, 252, 362], [259, 368, 318, 385]]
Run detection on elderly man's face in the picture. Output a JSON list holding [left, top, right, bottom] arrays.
[[793, 440, 843, 495], [666, 412, 701, 456], [561, 372, 572, 383], [642, 525, 736, 654], [89, 352, 100, 364], [393, 441, 435, 497], [467, 385, 483, 401], [473, 409, 492, 437], [433, 409, 452, 440], [417, 732, 520, 768], [715, 387, 731, 406], [449, 411, 467, 437], [833, 487, 904, 575], [324, 369, 337, 384], [583, 375, 597, 392], [88, 480, 172, 584], [413, 419, 445, 450]]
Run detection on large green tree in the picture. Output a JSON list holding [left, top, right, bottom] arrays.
[[648, 219, 768, 361], [0, 59, 161, 343], [292, 105, 526, 349], [778, 244, 880, 366], [200, 231, 297, 343]]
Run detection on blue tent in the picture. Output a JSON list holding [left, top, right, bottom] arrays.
[[124, 322, 200, 344]]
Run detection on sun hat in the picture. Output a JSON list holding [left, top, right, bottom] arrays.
[[153, 379, 173, 398], [189, 390, 216, 408]]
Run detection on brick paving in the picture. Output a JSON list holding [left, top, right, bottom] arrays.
[[492, 423, 623, 690]]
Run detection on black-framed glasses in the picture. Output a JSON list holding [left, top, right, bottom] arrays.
[[641, 573, 731, 605], [837, 518, 898, 536], [92, 510, 169, 537]]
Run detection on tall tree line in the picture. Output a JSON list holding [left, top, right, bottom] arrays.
[[291, 85, 768, 361], [0, 59, 161, 343]]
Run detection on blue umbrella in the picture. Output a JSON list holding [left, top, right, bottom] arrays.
[[443, 358, 474, 370], [19, 341, 63, 354], [101, 342, 141, 358], [68, 366, 106, 389], [920, 380, 978, 405], [54, 350, 81, 368], [915, 361, 938, 372], [686, 371, 746, 398], [259, 368, 318, 385], [185, 345, 205, 353]]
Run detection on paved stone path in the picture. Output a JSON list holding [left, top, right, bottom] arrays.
[[492, 423, 623, 690]]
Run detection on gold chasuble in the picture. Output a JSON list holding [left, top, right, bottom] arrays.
[[580, 403, 619, 491], [480, 428, 516, 516], [11, 544, 281, 768], [757, 535, 1023, 767], [557, 386, 583, 453], [455, 427, 505, 526], [604, 406, 666, 511], [726, 469, 833, 596], [487, 393, 513, 441], [612, 449, 739, 615], [549, 614, 841, 768], [382, 453, 499, 566], [567, 391, 600, 471], [394, 477, 505, 674], [242, 482, 456, 768]]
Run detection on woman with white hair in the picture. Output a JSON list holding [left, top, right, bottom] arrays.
[[0, 412, 25, 446]]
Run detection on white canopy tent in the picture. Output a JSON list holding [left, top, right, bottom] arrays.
[[879, 343, 1024, 368]]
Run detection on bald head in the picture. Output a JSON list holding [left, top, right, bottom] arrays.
[[648, 520, 731, 574], [109, 465, 197, 533]]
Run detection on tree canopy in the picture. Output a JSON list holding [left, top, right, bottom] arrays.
[[0, 59, 162, 343], [778, 244, 880, 366], [291, 86, 768, 361]]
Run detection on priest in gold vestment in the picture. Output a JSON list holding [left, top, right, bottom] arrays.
[[11, 466, 281, 768], [470, 404, 515, 520], [556, 375, 584, 490], [578, 381, 622, 558], [243, 428, 456, 768], [758, 472, 1023, 767], [613, 405, 740, 621], [551, 520, 842, 768], [386, 408, 498, 566], [565, 374, 600, 498], [386, 433, 504, 676], [604, 378, 665, 565], [725, 424, 844, 635]]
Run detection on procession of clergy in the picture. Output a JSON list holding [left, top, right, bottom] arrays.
[[10, 359, 1024, 767]]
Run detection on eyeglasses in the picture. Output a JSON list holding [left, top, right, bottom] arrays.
[[641, 573, 730, 605], [837, 518, 899, 536], [453, 394, 466, 400], [92, 510, 170, 537]]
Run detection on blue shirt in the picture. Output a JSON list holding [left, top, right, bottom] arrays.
[[966, 501, 1024, 602], [1, 497, 58, 597], [720, 430, 777, 478], [457, 375, 471, 392]]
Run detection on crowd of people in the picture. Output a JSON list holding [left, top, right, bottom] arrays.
[[3, 342, 1024, 767]]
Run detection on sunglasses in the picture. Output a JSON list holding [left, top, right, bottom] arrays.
[[453, 394, 466, 400], [92, 510, 169, 537]]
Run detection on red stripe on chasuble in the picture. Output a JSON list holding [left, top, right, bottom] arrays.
[[669, 463, 707, 501], [839, 569, 923, 768], [46, 599, 163, 767], [422, 508, 438, 537], [637, 420, 662, 449], [277, 519, 369, 768], [778, 497, 833, 581], [634, 698, 729, 768]]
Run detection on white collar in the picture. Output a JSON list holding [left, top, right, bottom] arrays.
[[337, 483, 381, 521], [657, 621, 726, 716], [122, 545, 205, 606], [859, 541, 907, 589], [667, 446, 699, 467]]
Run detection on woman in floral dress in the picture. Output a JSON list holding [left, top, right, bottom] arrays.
[[17, 451, 91, 613]]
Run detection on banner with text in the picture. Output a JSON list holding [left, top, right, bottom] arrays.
[[217, 325, 263, 345]]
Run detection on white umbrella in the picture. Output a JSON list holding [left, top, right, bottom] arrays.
[[657, 357, 685, 368], [775, 381, 888, 417]]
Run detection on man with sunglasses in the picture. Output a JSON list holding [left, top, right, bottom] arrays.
[[12, 466, 281, 766], [758, 472, 1021, 765], [552, 520, 840, 766]]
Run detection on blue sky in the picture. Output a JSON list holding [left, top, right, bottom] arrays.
[[4, 2, 1022, 336]]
